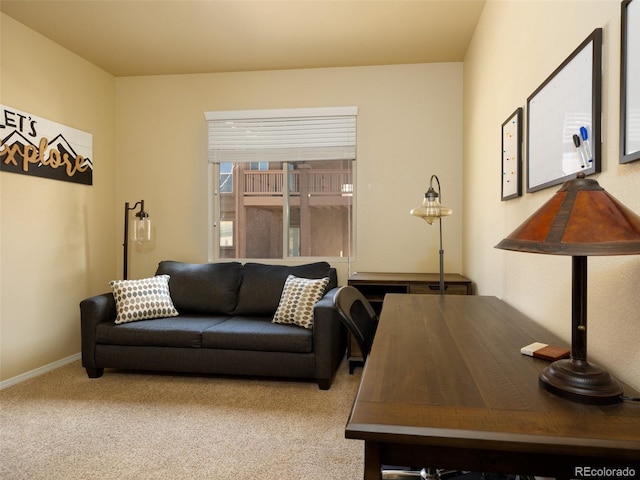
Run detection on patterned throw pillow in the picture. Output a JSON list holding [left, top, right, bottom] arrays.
[[109, 275, 179, 324], [272, 275, 330, 329]]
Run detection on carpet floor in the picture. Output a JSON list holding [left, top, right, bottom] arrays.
[[0, 359, 363, 480]]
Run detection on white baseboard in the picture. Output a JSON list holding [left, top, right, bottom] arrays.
[[0, 352, 81, 390]]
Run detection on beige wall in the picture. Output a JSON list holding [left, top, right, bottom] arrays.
[[0, 14, 116, 381], [464, 0, 640, 389], [115, 64, 464, 284]]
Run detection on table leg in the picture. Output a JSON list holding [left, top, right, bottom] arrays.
[[364, 441, 382, 480]]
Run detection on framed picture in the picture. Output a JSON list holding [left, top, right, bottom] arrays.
[[501, 108, 522, 201], [526, 28, 602, 192], [621, 0, 640, 164]]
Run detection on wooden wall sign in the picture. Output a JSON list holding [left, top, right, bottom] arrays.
[[0, 104, 93, 185]]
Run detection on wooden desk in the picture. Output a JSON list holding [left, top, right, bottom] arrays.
[[345, 295, 640, 480]]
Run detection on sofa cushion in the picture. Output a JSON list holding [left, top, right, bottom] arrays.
[[156, 261, 242, 315], [272, 275, 330, 329], [201, 317, 313, 353], [109, 275, 179, 324], [234, 262, 332, 316], [96, 315, 230, 348]]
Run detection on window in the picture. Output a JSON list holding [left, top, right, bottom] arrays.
[[206, 107, 357, 261]]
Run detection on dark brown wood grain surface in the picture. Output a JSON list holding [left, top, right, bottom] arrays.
[[346, 295, 640, 480]]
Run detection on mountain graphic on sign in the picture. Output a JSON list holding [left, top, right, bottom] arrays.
[[46, 134, 93, 171], [1, 115, 93, 185], [1, 130, 36, 149], [2, 131, 93, 171]]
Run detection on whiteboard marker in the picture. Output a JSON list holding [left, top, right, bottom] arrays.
[[580, 126, 593, 164], [573, 134, 588, 168]]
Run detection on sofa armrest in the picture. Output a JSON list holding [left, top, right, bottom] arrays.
[[80, 293, 116, 375], [312, 287, 347, 389]]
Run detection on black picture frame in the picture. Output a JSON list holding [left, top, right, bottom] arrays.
[[526, 28, 602, 192], [621, 0, 640, 164], [501, 108, 522, 201]]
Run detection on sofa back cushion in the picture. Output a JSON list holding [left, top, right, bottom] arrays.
[[155, 261, 242, 315], [234, 262, 336, 316]]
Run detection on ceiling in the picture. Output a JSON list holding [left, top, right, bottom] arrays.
[[1, 0, 486, 77]]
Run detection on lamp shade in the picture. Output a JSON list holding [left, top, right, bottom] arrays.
[[131, 216, 151, 243], [411, 186, 453, 225], [496, 174, 640, 256]]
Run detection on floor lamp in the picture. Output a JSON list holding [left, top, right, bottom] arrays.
[[496, 173, 640, 404], [410, 175, 453, 295], [123, 200, 151, 280]]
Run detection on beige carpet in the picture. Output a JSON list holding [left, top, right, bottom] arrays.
[[0, 359, 363, 480]]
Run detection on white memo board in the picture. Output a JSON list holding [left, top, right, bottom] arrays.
[[621, 0, 640, 163], [527, 29, 602, 192], [502, 108, 522, 201]]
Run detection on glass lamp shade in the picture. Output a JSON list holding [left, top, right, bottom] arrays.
[[411, 189, 453, 225], [130, 217, 151, 243]]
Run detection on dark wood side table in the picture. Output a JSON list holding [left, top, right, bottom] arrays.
[[346, 295, 640, 480], [346, 272, 472, 372]]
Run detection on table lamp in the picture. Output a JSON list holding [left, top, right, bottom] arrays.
[[410, 175, 453, 295], [496, 173, 640, 404]]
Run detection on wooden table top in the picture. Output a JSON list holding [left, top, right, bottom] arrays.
[[346, 295, 640, 461]]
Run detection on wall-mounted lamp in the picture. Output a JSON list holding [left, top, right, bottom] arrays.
[[496, 173, 640, 404], [410, 175, 453, 295], [123, 200, 151, 280]]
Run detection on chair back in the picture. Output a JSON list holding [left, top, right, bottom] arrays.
[[333, 286, 378, 362]]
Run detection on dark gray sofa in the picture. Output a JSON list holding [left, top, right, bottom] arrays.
[[80, 261, 346, 389]]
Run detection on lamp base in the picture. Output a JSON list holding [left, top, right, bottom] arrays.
[[539, 359, 623, 405]]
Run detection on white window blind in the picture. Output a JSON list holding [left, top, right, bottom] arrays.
[[205, 107, 357, 163]]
